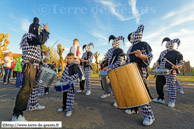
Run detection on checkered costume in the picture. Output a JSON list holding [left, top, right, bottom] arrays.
[[82, 52, 93, 91], [106, 48, 122, 69], [28, 63, 50, 111], [106, 48, 114, 65], [126, 24, 154, 120], [61, 62, 79, 112], [20, 33, 42, 68], [13, 30, 49, 118], [157, 49, 183, 103]]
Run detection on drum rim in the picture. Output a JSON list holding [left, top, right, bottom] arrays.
[[41, 67, 57, 74], [108, 63, 137, 73], [116, 101, 151, 109]]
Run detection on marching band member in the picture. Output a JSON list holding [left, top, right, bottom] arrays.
[[102, 35, 125, 106], [11, 17, 49, 121], [152, 37, 183, 108], [125, 24, 155, 126], [57, 53, 82, 117], [81, 43, 94, 95], [100, 41, 115, 99]]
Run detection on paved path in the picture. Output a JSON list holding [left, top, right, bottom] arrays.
[[0, 77, 194, 129]]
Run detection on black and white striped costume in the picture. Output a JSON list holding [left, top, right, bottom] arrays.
[[61, 62, 79, 112], [82, 52, 93, 91], [106, 47, 122, 69], [20, 33, 42, 111], [28, 63, 50, 111], [157, 49, 183, 103], [106, 48, 114, 65], [20, 33, 42, 68], [126, 24, 154, 120], [13, 29, 49, 118]]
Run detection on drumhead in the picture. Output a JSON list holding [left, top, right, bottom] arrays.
[[109, 63, 137, 72], [42, 67, 57, 74]]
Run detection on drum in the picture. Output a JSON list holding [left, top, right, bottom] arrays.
[[36, 67, 57, 87], [100, 70, 108, 76], [108, 63, 151, 109], [54, 82, 70, 92], [78, 65, 85, 81], [151, 68, 170, 75]]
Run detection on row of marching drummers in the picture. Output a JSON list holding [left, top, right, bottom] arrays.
[[12, 22, 183, 126]]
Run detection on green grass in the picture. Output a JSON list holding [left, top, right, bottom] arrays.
[[176, 76, 194, 82], [91, 73, 100, 77], [149, 75, 194, 82]]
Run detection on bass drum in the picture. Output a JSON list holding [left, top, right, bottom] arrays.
[[108, 63, 151, 109]]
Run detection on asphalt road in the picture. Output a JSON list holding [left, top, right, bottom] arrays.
[[0, 77, 194, 129]]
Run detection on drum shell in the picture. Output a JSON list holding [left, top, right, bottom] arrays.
[[108, 63, 151, 109], [151, 69, 170, 75], [36, 67, 57, 87], [54, 82, 70, 92]]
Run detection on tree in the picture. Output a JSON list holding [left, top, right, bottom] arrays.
[[182, 61, 186, 76], [91, 63, 97, 74], [94, 51, 100, 73], [41, 44, 59, 63]]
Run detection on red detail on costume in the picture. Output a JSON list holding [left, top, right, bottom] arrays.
[[69, 46, 80, 57], [76, 46, 80, 56]]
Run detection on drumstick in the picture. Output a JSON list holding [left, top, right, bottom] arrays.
[[126, 50, 146, 55], [50, 40, 58, 50], [163, 58, 175, 66], [32, 9, 45, 26]]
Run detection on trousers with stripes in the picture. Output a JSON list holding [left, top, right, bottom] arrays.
[[63, 85, 75, 112], [84, 67, 92, 91], [39, 86, 45, 95], [176, 78, 183, 91], [165, 71, 177, 103], [28, 85, 40, 111], [129, 67, 154, 120]]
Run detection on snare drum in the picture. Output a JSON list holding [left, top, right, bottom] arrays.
[[36, 67, 57, 87], [54, 82, 70, 92], [108, 63, 151, 109], [151, 69, 170, 75]]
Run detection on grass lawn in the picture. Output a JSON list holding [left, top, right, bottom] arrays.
[[149, 75, 194, 82]]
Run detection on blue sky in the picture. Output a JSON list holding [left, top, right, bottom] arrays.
[[0, 0, 194, 67]]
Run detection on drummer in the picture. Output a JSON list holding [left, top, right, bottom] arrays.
[[102, 35, 125, 106], [81, 43, 94, 96], [11, 17, 50, 121], [57, 53, 82, 117], [125, 24, 155, 126], [152, 37, 183, 108]]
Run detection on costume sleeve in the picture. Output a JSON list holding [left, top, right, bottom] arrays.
[[142, 51, 153, 66], [87, 54, 93, 65], [79, 47, 83, 58], [126, 46, 133, 63], [27, 29, 49, 45], [107, 55, 121, 69], [176, 53, 184, 67]]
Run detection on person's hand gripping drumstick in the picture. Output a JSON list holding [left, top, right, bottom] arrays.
[[102, 67, 111, 72], [44, 23, 49, 32], [154, 62, 159, 68], [134, 50, 148, 61]]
